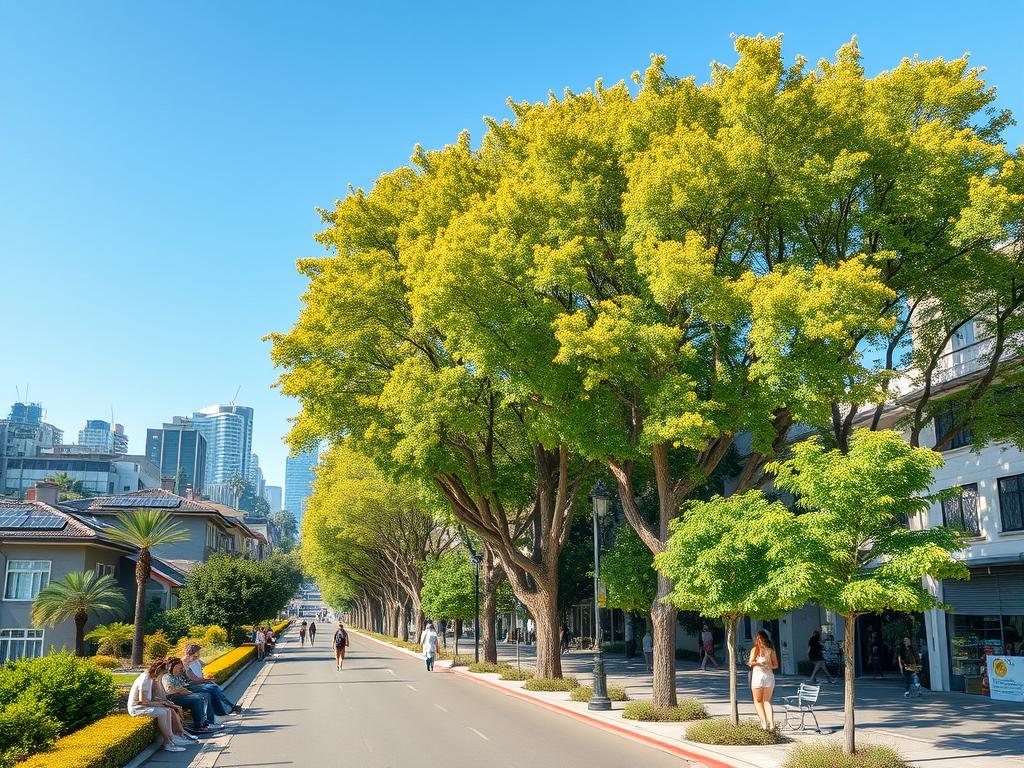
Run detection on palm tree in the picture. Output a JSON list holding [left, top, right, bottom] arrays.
[[105, 509, 189, 666], [84, 621, 135, 658], [44, 471, 85, 500], [31, 571, 128, 656], [227, 473, 247, 510]]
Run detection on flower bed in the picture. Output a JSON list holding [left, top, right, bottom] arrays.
[[204, 644, 256, 683], [14, 713, 156, 768]]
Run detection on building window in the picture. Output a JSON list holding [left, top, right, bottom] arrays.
[[933, 402, 973, 450], [997, 474, 1024, 532], [94, 563, 115, 578], [0, 629, 44, 662], [4, 560, 51, 601], [941, 484, 981, 537]]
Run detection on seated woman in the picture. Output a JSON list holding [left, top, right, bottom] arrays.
[[183, 643, 241, 715], [161, 657, 220, 733], [128, 660, 197, 753]]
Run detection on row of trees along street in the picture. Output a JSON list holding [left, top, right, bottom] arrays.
[[272, 35, 1024, 755]]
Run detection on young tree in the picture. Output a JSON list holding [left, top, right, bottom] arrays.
[[769, 430, 968, 755], [420, 551, 477, 656], [656, 492, 812, 724], [601, 525, 657, 619], [44, 472, 86, 500], [106, 509, 189, 666], [84, 621, 135, 658], [32, 572, 127, 656]]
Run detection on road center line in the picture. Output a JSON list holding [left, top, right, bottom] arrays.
[[434, 703, 448, 713], [362, 737, 374, 753], [406, 684, 418, 691], [468, 727, 490, 741]]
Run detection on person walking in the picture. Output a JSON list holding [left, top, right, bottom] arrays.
[[897, 636, 923, 698], [255, 626, 266, 660], [642, 628, 654, 672], [299, 621, 308, 646], [421, 621, 439, 672], [699, 624, 720, 670], [333, 622, 350, 671], [808, 629, 836, 684], [748, 629, 779, 731], [309, 621, 317, 645]]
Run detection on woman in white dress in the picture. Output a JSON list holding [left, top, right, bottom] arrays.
[[747, 629, 779, 731]]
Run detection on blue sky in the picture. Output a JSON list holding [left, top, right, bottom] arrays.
[[1, 1, 1021, 487]]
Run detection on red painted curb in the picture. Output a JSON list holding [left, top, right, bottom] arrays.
[[449, 666, 740, 768], [349, 629, 452, 672]]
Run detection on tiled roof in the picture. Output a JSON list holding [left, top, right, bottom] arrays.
[[0, 499, 104, 540], [61, 488, 220, 514]]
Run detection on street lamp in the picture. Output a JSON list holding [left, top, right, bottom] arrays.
[[588, 480, 612, 711], [471, 552, 483, 664]]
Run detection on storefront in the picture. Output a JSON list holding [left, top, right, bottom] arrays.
[[944, 563, 1024, 695]]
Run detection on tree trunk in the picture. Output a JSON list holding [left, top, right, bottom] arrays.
[[650, 573, 678, 706], [74, 610, 87, 657], [399, 601, 409, 642], [726, 615, 739, 725], [454, 619, 461, 656], [521, 589, 562, 678], [130, 550, 151, 667], [843, 613, 857, 755], [481, 583, 498, 664], [415, 607, 425, 639]]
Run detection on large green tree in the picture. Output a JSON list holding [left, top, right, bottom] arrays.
[[179, 554, 301, 631], [770, 430, 968, 755]]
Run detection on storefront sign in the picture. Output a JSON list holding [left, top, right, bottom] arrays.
[[986, 655, 1024, 703]]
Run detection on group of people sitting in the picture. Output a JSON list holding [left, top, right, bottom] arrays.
[[127, 642, 242, 753]]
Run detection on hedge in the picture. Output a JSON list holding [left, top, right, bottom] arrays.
[[204, 644, 256, 683], [522, 676, 579, 692], [623, 698, 707, 722], [271, 619, 291, 634], [14, 714, 156, 768], [570, 684, 629, 702], [685, 718, 783, 746], [784, 742, 909, 768]]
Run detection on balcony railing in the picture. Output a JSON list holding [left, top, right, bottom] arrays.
[[933, 337, 997, 386]]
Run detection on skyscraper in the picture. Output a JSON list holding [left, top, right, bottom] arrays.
[[284, 447, 318, 523], [248, 452, 266, 498], [146, 417, 207, 494], [263, 484, 283, 512], [191, 404, 254, 486], [78, 420, 128, 454]]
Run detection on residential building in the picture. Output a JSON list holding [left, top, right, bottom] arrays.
[[284, 447, 318, 523], [146, 417, 207, 495], [1, 453, 159, 496], [191, 405, 254, 486], [263, 485, 282, 512], [78, 420, 128, 454]]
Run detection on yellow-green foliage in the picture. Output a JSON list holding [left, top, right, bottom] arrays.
[[188, 625, 229, 646], [88, 656, 119, 670], [523, 676, 578, 692], [203, 645, 256, 683], [143, 631, 171, 663], [13, 713, 156, 768], [271, 619, 290, 635], [784, 742, 909, 768]]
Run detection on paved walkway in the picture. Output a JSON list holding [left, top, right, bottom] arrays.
[[487, 641, 1024, 768], [143, 630, 702, 767]]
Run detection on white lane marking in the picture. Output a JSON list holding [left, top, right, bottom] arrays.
[[468, 727, 490, 741], [434, 703, 448, 713], [386, 668, 396, 675], [406, 684, 418, 691], [363, 736, 374, 752]]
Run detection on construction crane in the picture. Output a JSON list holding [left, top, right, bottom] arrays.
[[230, 385, 241, 406]]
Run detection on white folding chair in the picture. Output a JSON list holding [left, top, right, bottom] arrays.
[[782, 682, 822, 733]]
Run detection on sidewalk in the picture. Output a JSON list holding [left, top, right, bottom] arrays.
[[480, 641, 1024, 768]]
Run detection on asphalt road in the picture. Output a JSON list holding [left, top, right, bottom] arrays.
[[190, 631, 694, 768]]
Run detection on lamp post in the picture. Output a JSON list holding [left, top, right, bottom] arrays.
[[588, 480, 611, 711], [471, 552, 483, 663]]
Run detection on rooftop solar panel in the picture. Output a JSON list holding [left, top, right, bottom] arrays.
[[21, 514, 66, 530], [98, 495, 180, 509], [0, 514, 29, 530]]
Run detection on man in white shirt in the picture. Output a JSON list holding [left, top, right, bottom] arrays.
[[420, 621, 439, 672]]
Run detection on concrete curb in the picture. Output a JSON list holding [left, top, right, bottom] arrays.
[[448, 665, 742, 768]]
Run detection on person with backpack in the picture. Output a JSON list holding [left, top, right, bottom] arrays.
[[309, 621, 317, 645], [299, 621, 308, 646], [420, 621, 439, 671], [334, 622, 350, 671]]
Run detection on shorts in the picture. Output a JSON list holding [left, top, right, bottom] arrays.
[[751, 667, 775, 689]]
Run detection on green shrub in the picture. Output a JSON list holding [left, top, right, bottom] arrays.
[[685, 718, 782, 745], [13, 713, 156, 768], [449, 654, 474, 667], [467, 662, 508, 673], [144, 630, 171, 663], [570, 684, 629, 702], [89, 656, 120, 670], [498, 667, 535, 681], [784, 742, 909, 768], [145, 605, 191, 642], [0, 652, 116, 734], [623, 698, 707, 722], [0, 692, 60, 766], [189, 624, 228, 646], [523, 676, 579, 692]]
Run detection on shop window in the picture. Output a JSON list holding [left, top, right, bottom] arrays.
[[0, 629, 44, 662], [950, 614, 1003, 693], [941, 484, 981, 536], [997, 474, 1024, 532]]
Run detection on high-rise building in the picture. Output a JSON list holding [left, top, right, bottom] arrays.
[[263, 484, 283, 511], [191, 405, 254, 486], [8, 402, 43, 425], [284, 447, 318, 523], [146, 417, 207, 494], [78, 420, 128, 454], [0, 402, 63, 496], [248, 452, 266, 498]]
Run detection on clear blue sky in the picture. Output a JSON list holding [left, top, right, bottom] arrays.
[[2, 1, 1021, 487]]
